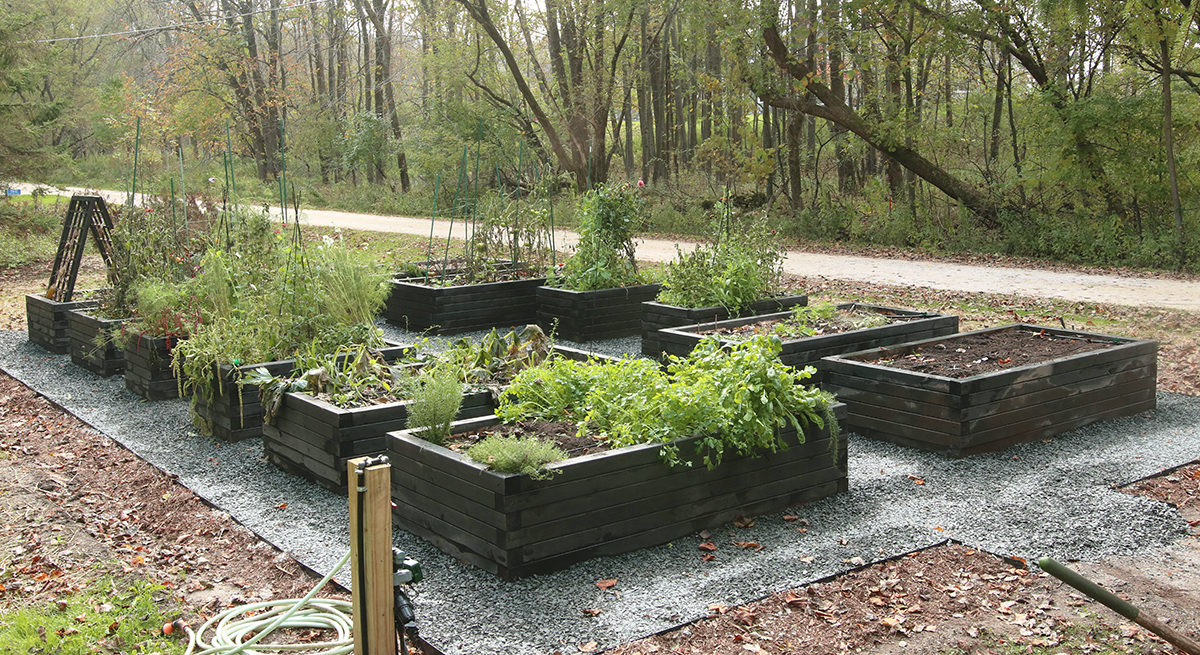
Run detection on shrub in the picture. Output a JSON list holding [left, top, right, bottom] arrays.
[[554, 184, 645, 290], [467, 435, 565, 479], [656, 205, 784, 312]]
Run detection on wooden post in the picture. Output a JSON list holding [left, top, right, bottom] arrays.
[[348, 457, 397, 655]]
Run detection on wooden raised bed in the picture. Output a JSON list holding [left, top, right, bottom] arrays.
[[264, 388, 495, 491], [387, 405, 847, 580], [385, 274, 547, 334], [821, 324, 1158, 456], [193, 344, 413, 443], [66, 308, 127, 377], [26, 293, 99, 354], [123, 333, 185, 400], [641, 293, 808, 358], [657, 303, 959, 381], [536, 283, 663, 342]]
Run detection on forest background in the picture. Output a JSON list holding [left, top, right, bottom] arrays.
[[1, 0, 1198, 271]]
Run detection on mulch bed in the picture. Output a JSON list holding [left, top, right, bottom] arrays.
[[869, 328, 1113, 378]]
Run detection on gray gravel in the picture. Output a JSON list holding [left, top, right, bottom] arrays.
[[2, 329, 1198, 655]]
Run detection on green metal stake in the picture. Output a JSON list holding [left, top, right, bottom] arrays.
[[177, 144, 187, 226], [278, 119, 288, 226], [517, 142, 526, 263], [444, 151, 466, 278], [226, 121, 236, 199], [470, 120, 482, 263], [425, 174, 441, 283], [547, 161, 556, 270], [130, 117, 141, 209], [1038, 557, 1200, 655], [170, 177, 177, 234]]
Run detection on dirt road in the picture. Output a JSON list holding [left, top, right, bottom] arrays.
[[17, 182, 1200, 311]]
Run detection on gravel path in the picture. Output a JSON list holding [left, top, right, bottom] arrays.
[[17, 183, 1200, 311], [2, 330, 1198, 654]]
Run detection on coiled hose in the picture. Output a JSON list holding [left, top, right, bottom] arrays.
[[184, 550, 355, 655]]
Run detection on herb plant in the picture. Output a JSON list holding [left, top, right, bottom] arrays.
[[407, 364, 466, 445], [467, 435, 566, 480]]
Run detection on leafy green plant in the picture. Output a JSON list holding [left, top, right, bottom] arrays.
[[498, 335, 836, 469], [438, 324, 553, 389], [171, 232, 390, 431], [554, 183, 646, 291], [101, 194, 217, 319], [406, 364, 466, 445], [245, 343, 416, 424], [467, 435, 565, 479], [656, 206, 785, 312]]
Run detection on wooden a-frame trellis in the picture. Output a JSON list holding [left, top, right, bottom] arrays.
[[45, 195, 116, 302]]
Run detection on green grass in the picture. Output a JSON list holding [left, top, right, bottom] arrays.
[[0, 195, 72, 269], [940, 619, 1133, 655], [0, 574, 185, 654]]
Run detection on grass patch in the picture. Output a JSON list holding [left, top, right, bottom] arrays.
[[0, 574, 185, 654], [0, 196, 72, 270]]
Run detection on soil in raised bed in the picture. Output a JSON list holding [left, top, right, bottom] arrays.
[[701, 307, 897, 340], [444, 419, 611, 458], [870, 328, 1114, 378]]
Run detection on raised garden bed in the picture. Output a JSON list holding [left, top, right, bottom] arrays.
[[385, 274, 547, 335], [536, 283, 663, 341], [641, 293, 808, 358], [386, 406, 847, 580], [192, 344, 412, 443], [264, 387, 495, 492], [66, 308, 128, 377], [821, 324, 1158, 456], [123, 333, 185, 400], [657, 303, 959, 381], [25, 293, 100, 354]]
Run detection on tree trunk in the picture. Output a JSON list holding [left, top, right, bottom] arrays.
[[761, 22, 1001, 227], [1160, 28, 1185, 266]]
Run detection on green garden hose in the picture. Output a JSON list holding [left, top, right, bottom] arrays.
[[184, 550, 355, 655]]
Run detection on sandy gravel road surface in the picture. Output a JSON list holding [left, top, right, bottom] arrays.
[[16, 182, 1200, 311]]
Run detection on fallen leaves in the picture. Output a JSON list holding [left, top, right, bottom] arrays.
[[907, 474, 925, 485], [732, 541, 764, 552], [595, 578, 618, 591], [697, 542, 717, 552], [581, 608, 602, 617]]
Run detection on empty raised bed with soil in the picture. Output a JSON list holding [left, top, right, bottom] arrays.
[[66, 308, 127, 377], [641, 293, 808, 358], [264, 386, 494, 491], [821, 324, 1157, 456], [386, 406, 847, 580], [26, 293, 99, 354], [536, 283, 663, 342], [386, 274, 547, 335], [657, 303, 958, 381]]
